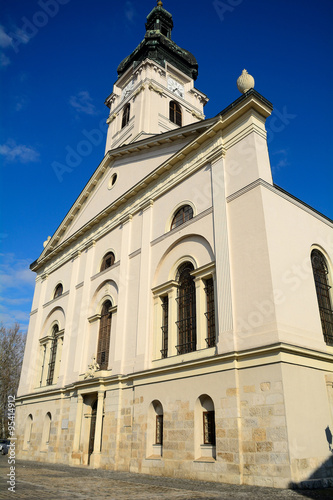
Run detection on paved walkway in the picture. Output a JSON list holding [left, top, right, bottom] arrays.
[[0, 456, 332, 499]]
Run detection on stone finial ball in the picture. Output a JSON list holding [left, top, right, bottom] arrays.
[[237, 69, 255, 94]]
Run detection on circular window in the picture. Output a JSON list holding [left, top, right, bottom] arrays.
[[108, 173, 118, 189]]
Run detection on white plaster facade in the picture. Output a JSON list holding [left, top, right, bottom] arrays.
[[16, 3, 333, 490]]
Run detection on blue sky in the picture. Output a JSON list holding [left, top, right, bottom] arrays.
[[0, 0, 332, 332]]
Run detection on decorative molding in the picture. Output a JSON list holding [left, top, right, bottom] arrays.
[[191, 110, 205, 120], [152, 280, 178, 296], [30, 308, 38, 316], [148, 82, 164, 96], [90, 261, 120, 281], [88, 314, 101, 323], [132, 84, 145, 99], [139, 199, 154, 211], [75, 282, 84, 289], [43, 290, 69, 309], [151, 207, 213, 247], [227, 179, 333, 227], [106, 113, 117, 124], [129, 249, 141, 260]]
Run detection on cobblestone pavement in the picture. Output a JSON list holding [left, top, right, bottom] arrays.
[[0, 456, 332, 500]]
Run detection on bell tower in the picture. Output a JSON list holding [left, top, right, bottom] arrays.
[[104, 1, 209, 152]]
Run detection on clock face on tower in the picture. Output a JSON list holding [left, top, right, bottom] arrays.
[[122, 79, 134, 100], [167, 76, 184, 98]]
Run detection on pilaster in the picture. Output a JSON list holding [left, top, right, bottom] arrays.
[[210, 153, 234, 352]]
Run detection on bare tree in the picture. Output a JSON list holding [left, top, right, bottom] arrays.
[[0, 323, 26, 438]]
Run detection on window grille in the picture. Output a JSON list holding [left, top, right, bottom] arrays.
[[100, 252, 115, 272], [311, 250, 333, 345], [204, 278, 216, 347], [156, 415, 163, 445], [122, 104, 130, 128], [46, 324, 59, 385], [176, 262, 196, 354], [171, 205, 193, 230], [169, 101, 182, 126], [203, 411, 216, 445], [97, 300, 112, 369], [54, 284, 63, 299], [161, 296, 169, 358]]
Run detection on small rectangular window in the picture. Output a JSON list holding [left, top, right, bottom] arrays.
[[203, 411, 216, 445], [204, 278, 216, 347], [161, 296, 168, 358], [156, 415, 163, 445]]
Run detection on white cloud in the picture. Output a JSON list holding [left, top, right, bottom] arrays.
[[0, 139, 40, 163], [0, 52, 10, 67], [125, 1, 136, 23], [0, 25, 13, 48], [0, 253, 35, 331], [271, 149, 290, 173], [69, 91, 98, 115]]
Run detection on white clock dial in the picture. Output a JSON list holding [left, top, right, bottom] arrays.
[[167, 76, 184, 98], [122, 79, 134, 100]]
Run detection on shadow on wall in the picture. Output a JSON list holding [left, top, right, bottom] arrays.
[[290, 426, 333, 497]]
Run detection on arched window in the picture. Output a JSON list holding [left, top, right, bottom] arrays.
[[46, 324, 59, 385], [169, 100, 182, 126], [195, 395, 216, 460], [176, 262, 196, 354], [311, 250, 333, 345], [100, 252, 115, 272], [24, 414, 33, 449], [147, 400, 163, 458], [42, 412, 52, 449], [171, 205, 193, 230], [97, 300, 112, 369], [53, 283, 63, 299], [122, 103, 130, 128]]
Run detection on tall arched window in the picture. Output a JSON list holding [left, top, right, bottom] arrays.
[[53, 283, 63, 299], [122, 103, 130, 128], [176, 262, 196, 354], [169, 101, 182, 126], [46, 324, 59, 385], [311, 250, 333, 345], [97, 300, 112, 369], [100, 252, 115, 272], [171, 205, 193, 230]]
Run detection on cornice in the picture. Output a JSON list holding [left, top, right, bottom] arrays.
[[31, 91, 275, 273], [227, 178, 333, 227], [16, 342, 333, 404]]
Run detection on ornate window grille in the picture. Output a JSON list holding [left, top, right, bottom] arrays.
[[311, 250, 333, 345], [171, 205, 193, 230], [97, 300, 112, 369], [204, 278, 216, 347], [176, 262, 196, 354], [203, 411, 216, 445], [169, 100, 182, 126], [122, 104, 130, 128], [100, 252, 115, 272], [161, 296, 169, 358], [46, 324, 59, 385], [156, 415, 163, 445]]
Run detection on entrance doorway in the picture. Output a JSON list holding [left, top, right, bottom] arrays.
[[88, 399, 97, 464]]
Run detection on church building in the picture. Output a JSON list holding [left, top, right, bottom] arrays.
[[16, 2, 333, 489]]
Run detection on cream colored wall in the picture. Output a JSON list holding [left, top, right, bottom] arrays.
[[282, 363, 333, 484], [227, 185, 279, 351], [261, 187, 333, 352]]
